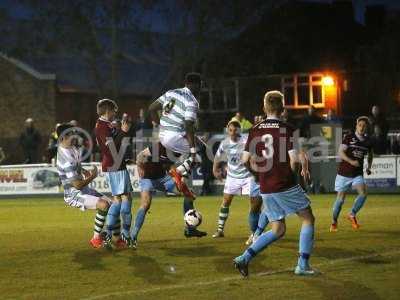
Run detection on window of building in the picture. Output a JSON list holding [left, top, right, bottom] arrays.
[[281, 74, 326, 108], [200, 79, 239, 113]]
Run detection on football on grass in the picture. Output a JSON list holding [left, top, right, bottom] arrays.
[[184, 209, 202, 227]]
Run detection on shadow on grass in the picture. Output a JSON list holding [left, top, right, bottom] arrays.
[[160, 245, 231, 258], [305, 277, 382, 300], [313, 246, 370, 260], [128, 254, 176, 285], [362, 229, 400, 239], [355, 257, 392, 265], [72, 249, 111, 271]]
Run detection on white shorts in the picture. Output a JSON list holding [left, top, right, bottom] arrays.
[[223, 176, 252, 196], [65, 187, 111, 211], [159, 131, 190, 154]]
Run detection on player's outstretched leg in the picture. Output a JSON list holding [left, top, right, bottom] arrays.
[[104, 200, 122, 249], [113, 218, 126, 249], [169, 139, 205, 199], [252, 211, 270, 243], [130, 192, 152, 249], [183, 196, 207, 238], [90, 198, 110, 248], [331, 192, 345, 232], [213, 194, 233, 238], [234, 221, 283, 277], [248, 180, 268, 244], [295, 207, 316, 276], [246, 196, 262, 245], [120, 195, 133, 247], [169, 166, 196, 199], [348, 185, 367, 230]]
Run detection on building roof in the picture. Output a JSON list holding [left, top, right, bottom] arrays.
[[0, 27, 183, 97], [23, 54, 169, 96]]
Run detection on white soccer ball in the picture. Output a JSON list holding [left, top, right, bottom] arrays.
[[184, 209, 202, 227]]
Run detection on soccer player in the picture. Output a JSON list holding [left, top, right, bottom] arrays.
[[233, 91, 316, 277], [212, 120, 263, 244], [130, 145, 207, 248], [56, 123, 111, 249], [95, 99, 133, 248], [330, 116, 373, 232], [148, 73, 202, 198]]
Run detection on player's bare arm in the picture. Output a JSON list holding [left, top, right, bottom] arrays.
[[339, 146, 360, 167], [299, 150, 311, 183], [213, 153, 224, 180], [185, 120, 196, 159], [71, 166, 98, 190], [149, 100, 162, 125], [289, 149, 300, 173]]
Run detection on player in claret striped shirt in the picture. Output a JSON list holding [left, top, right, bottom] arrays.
[[95, 99, 133, 249], [330, 116, 373, 232], [148, 73, 202, 199]]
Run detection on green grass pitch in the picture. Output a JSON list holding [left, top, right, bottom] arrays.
[[1, 195, 399, 300]]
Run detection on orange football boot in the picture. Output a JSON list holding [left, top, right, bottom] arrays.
[[169, 168, 196, 199], [89, 236, 103, 249], [347, 214, 360, 229]]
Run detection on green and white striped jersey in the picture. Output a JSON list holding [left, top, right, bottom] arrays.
[[216, 134, 252, 179], [56, 145, 83, 199], [156, 87, 199, 134]]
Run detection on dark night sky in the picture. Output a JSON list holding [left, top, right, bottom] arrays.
[[1, 0, 400, 30], [307, 0, 400, 23]]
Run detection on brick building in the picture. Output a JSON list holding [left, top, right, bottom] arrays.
[[0, 53, 167, 164]]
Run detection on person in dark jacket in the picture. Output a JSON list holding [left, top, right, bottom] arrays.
[[299, 106, 323, 138], [20, 118, 42, 163]]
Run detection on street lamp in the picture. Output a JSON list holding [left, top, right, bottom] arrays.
[[322, 76, 334, 86]]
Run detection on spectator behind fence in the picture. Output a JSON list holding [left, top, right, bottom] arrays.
[[299, 106, 323, 138], [371, 125, 389, 155], [200, 132, 213, 195], [391, 134, 400, 155], [324, 109, 342, 124], [281, 108, 295, 125], [47, 123, 61, 162], [0, 146, 5, 164], [369, 105, 389, 137], [19, 118, 42, 163], [231, 112, 252, 133], [135, 108, 152, 132]]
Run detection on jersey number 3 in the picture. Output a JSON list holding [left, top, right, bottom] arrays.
[[261, 134, 274, 159]]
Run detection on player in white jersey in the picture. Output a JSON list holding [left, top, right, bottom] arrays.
[[56, 123, 111, 249], [149, 73, 202, 199], [212, 120, 263, 242]]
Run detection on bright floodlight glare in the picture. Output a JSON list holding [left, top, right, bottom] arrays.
[[322, 76, 334, 86]]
